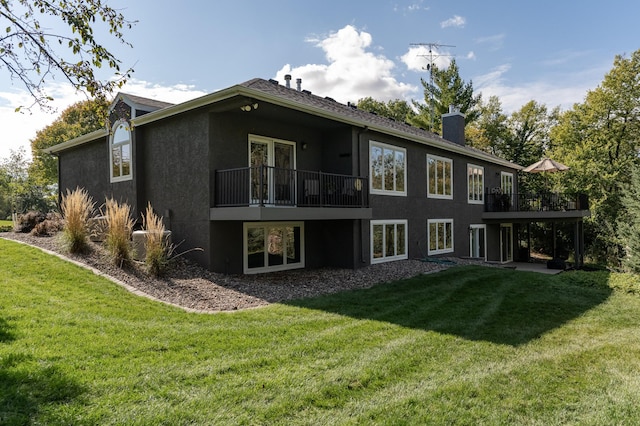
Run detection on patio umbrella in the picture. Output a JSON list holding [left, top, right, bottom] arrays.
[[523, 157, 569, 173]]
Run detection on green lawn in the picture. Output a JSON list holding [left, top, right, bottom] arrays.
[[0, 220, 12, 232], [2, 238, 640, 425]]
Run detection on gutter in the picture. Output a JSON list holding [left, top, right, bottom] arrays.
[[43, 129, 108, 155]]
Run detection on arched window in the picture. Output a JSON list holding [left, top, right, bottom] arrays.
[[110, 120, 132, 181]]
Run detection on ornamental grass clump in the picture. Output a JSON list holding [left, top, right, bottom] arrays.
[[143, 202, 168, 276], [61, 187, 95, 253], [104, 198, 134, 266]]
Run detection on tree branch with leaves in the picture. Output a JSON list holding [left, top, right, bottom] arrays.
[[0, 0, 135, 110]]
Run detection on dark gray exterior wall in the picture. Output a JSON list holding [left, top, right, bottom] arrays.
[[138, 110, 211, 268], [57, 137, 137, 213], [207, 109, 362, 274], [357, 129, 518, 263]]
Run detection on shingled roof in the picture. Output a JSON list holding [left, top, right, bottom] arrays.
[[238, 78, 517, 167]]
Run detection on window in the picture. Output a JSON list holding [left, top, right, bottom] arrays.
[[370, 141, 406, 196], [371, 220, 408, 263], [428, 219, 454, 255], [110, 120, 132, 182], [427, 155, 453, 199], [501, 172, 514, 196], [244, 222, 304, 273], [467, 164, 484, 204]]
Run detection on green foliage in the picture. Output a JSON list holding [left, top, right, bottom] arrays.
[[466, 95, 510, 155], [550, 49, 640, 265], [617, 165, 640, 273], [29, 99, 109, 187], [410, 59, 481, 133], [0, 147, 55, 217], [60, 187, 95, 253], [356, 97, 417, 123], [2, 248, 640, 424], [104, 198, 134, 265], [0, 0, 135, 109]]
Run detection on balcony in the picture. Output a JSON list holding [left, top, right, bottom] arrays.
[[483, 192, 590, 221], [211, 166, 372, 221]]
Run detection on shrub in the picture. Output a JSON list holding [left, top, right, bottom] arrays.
[[142, 202, 168, 276], [31, 212, 64, 236], [15, 210, 45, 233], [61, 187, 95, 253], [104, 198, 134, 266]]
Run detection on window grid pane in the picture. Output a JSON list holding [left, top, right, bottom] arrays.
[[428, 155, 452, 198], [428, 220, 454, 255], [370, 142, 406, 195]]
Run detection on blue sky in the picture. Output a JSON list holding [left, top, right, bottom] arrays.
[[2, 0, 639, 159]]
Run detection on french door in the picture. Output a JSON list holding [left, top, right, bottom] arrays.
[[500, 223, 513, 263], [469, 224, 486, 260], [249, 136, 296, 205]]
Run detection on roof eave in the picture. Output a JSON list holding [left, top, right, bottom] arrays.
[[132, 84, 522, 169], [43, 128, 108, 155]]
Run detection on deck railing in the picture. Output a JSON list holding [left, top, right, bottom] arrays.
[[485, 192, 589, 213], [215, 165, 369, 208]]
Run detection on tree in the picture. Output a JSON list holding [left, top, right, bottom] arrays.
[[356, 97, 416, 123], [410, 59, 481, 133], [465, 95, 509, 156], [549, 49, 640, 265], [0, 0, 134, 109], [29, 98, 108, 186], [617, 165, 640, 272]]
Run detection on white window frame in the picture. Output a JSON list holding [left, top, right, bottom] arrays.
[[370, 219, 408, 264], [469, 224, 487, 261], [467, 164, 484, 204], [427, 219, 454, 255], [110, 119, 133, 183], [500, 223, 514, 263], [243, 221, 304, 274], [369, 141, 407, 196], [501, 172, 514, 197], [427, 154, 453, 200]]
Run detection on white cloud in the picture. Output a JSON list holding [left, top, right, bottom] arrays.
[[0, 79, 207, 161], [275, 25, 417, 104], [441, 15, 466, 28], [400, 45, 453, 72], [475, 33, 505, 51]]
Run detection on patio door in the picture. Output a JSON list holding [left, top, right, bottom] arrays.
[[500, 223, 513, 263], [501, 172, 514, 208], [469, 224, 486, 260], [249, 136, 296, 205]]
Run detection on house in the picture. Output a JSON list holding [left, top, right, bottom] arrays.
[[45, 77, 590, 274]]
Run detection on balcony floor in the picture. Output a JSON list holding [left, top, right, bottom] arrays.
[[482, 209, 591, 223], [210, 206, 372, 221]]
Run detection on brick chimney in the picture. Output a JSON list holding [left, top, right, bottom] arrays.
[[442, 105, 465, 146]]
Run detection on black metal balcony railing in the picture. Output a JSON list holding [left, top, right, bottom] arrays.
[[215, 165, 369, 208], [485, 192, 589, 213]]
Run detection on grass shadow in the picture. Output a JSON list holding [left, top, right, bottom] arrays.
[[0, 353, 85, 425], [285, 266, 613, 346], [0, 317, 16, 343]]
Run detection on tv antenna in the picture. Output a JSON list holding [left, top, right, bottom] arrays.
[[410, 42, 456, 132]]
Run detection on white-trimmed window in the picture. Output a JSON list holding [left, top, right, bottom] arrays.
[[370, 141, 406, 196], [110, 120, 132, 182], [427, 154, 453, 199], [244, 222, 304, 274], [467, 164, 484, 204], [371, 220, 408, 263], [428, 219, 454, 255]]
